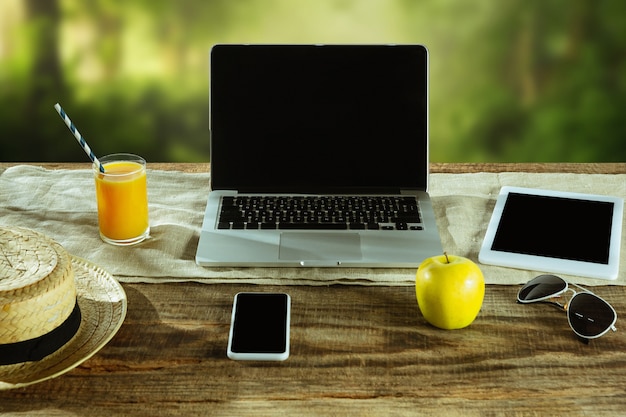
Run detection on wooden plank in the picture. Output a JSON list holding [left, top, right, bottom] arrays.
[[430, 162, 625, 174], [2, 162, 624, 174], [1, 283, 625, 416], [1, 162, 624, 415]]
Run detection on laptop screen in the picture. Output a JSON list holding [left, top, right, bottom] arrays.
[[210, 44, 429, 193]]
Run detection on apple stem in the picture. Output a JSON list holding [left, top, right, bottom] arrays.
[[444, 252, 450, 263]]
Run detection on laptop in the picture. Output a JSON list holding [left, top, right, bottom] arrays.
[[196, 44, 443, 267]]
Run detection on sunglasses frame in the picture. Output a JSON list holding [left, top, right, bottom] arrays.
[[517, 275, 617, 342]]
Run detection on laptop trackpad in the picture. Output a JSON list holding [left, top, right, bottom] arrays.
[[279, 233, 362, 262]]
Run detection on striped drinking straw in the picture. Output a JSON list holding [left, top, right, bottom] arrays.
[[53, 103, 105, 173]]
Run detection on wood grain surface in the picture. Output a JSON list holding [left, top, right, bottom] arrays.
[[1, 283, 626, 416], [3, 161, 625, 174], [1, 163, 624, 416]]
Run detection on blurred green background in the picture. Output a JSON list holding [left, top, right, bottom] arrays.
[[1, 0, 625, 163]]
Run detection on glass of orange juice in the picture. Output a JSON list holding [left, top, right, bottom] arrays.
[[94, 153, 149, 245]]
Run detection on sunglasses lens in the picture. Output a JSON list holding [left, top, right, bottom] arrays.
[[518, 275, 567, 302], [568, 293, 616, 338]]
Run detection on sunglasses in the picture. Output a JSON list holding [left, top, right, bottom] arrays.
[[517, 274, 617, 342]]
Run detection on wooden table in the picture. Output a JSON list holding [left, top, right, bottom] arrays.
[[1, 162, 625, 416]]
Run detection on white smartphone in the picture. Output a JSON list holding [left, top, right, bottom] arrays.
[[227, 292, 291, 361]]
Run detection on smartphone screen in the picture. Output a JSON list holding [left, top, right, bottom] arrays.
[[227, 293, 291, 361]]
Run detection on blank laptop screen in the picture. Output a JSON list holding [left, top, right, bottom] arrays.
[[210, 44, 428, 193]]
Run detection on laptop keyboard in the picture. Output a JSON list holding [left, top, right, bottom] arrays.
[[217, 195, 423, 231]]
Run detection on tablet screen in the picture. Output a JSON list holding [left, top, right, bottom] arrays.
[[492, 193, 614, 264], [479, 187, 623, 280]]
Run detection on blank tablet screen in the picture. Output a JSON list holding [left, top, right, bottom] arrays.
[[491, 193, 614, 264]]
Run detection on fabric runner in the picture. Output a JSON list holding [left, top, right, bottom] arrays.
[[0, 165, 624, 286]]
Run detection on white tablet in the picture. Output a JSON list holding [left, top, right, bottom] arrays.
[[479, 186, 623, 280]]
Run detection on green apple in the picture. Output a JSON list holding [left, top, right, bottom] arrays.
[[415, 253, 485, 330]]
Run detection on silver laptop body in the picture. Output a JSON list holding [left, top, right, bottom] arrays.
[[196, 44, 442, 267]]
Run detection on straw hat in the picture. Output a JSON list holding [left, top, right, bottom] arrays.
[[0, 227, 126, 390]]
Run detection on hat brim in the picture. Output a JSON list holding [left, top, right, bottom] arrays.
[[0, 256, 127, 390]]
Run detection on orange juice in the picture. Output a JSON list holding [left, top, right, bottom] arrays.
[[94, 155, 149, 245]]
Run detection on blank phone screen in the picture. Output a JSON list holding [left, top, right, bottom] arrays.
[[230, 293, 289, 354]]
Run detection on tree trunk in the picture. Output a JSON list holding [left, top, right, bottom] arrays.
[[23, 0, 64, 98], [21, 0, 65, 160]]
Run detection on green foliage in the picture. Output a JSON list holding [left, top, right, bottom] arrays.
[[0, 0, 624, 162]]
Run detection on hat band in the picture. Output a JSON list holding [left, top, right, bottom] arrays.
[[0, 301, 81, 366]]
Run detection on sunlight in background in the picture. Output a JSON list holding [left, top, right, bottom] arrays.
[[1, 0, 625, 163]]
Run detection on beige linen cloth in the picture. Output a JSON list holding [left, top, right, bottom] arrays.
[[1, 165, 624, 286]]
